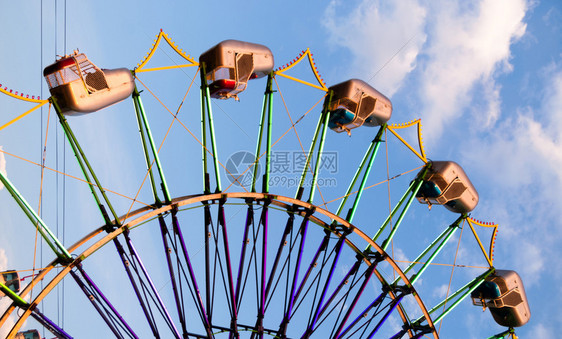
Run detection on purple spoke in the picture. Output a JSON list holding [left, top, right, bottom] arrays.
[[247, 212, 294, 336], [257, 202, 269, 336], [277, 214, 310, 336], [293, 235, 329, 302], [123, 231, 182, 338], [71, 265, 138, 338], [317, 260, 361, 320], [159, 216, 188, 336], [113, 237, 159, 337], [217, 200, 239, 338], [333, 262, 377, 338], [30, 308, 74, 339], [235, 203, 254, 308], [264, 213, 294, 304], [171, 211, 214, 337], [204, 203, 213, 323], [338, 290, 388, 337], [303, 235, 346, 336], [366, 293, 406, 338]]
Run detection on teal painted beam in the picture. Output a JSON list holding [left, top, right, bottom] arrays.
[[308, 109, 330, 203], [199, 62, 222, 193], [264, 74, 274, 193], [53, 97, 119, 225], [0, 171, 71, 261], [346, 124, 386, 223], [0, 281, 29, 308], [132, 85, 171, 204], [415, 268, 495, 326]]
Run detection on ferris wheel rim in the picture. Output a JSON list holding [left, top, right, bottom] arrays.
[[5, 192, 438, 338]]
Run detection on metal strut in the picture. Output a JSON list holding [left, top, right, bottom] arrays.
[[369, 164, 430, 252], [131, 84, 172, 204], [395, 214, 466, 286], [199, 62, 222, 193], [251, 73, 275, 193], [168, 210, 214, 338], [294, 91, 334, 203], [0, 279, 74, 338], [277, 211, 313, 337], [0, 170, 71, 262], [51, 97, 120, 228], [411, 268, 495, 328], [336, 124, 387, 223], [70, 264, 138, 339]]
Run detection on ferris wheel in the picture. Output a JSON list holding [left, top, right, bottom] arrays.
[[0, 30, 530, 338]]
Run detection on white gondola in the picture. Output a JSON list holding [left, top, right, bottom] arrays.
[[325, 79, 392, 134], [415, 161, 479, 213], [0, 270, 20, 297], [199, 40, 274, 100], [43, 52, 134, 115], [471, 270, 531, 327]]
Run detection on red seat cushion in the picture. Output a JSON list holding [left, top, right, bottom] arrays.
[[209, 79, 236, 98]]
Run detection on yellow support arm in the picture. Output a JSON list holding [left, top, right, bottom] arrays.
[[135, 30, 198, 73], [0, 101, 49, 132], [467, 217, 498, 268], [387, 119, 428, 163]]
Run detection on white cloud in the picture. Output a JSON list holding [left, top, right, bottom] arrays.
[[323, 0, 427, 96], [417, 0, 528, 139], [0, 298, 15, 339], [468, 64, 562, 203], [432, 283, 449, 299], [390, 246, 410, 271], [323, 0, 529, 142], [531, 322, 554, 339], [541, 62, 562, 134], [513, 241, 544, 286], [464, 63, 562, 289], [0, 248, 7, 271], [0, 146, 6, 191]]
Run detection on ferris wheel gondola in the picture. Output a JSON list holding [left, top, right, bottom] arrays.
[[43, 52, 134, 115], [0, 271, 20, 297], [472, 269, 531, 328], [199, 40, 274, 100], [415, 160, 479, 214], [325, 79, 392, 134]]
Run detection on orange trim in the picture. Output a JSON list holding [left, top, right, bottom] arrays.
[[0, 83, 47, 103], [467, 217, 498, 266], [387, 119, 427, 163], [274, 48, 328, 91], [135, 30, 198, 72]]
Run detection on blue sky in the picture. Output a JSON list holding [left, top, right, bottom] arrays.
[[0, 0, 560, 338]]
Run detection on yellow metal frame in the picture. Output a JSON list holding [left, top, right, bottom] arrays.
[[0, 83, 49, 131], [274, 48, 328, 92], [135, 30, 198, 73], [387, 119, 427, 163], [0, 101, 50, 132], [466, 217, 498, 268]]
